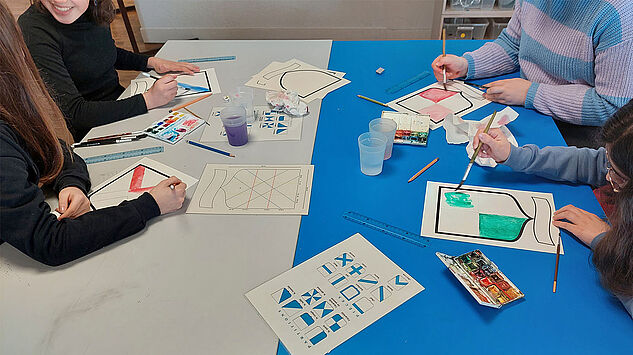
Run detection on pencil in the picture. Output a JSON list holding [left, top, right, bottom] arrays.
[[187, 140, 234, 157], [553, 239, 561, 293], [183, 107, 210, 126], [408, 157, 439, 183], [357, 94, 389, 107], [170, 93, 213, 112], [442, 28, 447, 91]]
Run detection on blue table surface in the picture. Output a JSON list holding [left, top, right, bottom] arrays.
[[278, 40, 633, 355]]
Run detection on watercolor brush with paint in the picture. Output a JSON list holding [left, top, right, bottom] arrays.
[[456, 111, 497, 190], [436, 250, 524, 308]]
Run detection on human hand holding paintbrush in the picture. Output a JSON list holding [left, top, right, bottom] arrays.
[[472, 127, 512, 163], [431, 55, 468, 84]]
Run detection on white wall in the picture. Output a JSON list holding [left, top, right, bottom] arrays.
[[135, 0, 442, 42]]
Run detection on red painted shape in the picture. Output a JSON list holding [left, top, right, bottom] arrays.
[[419, 88, 458, 103], [128, 165, 155, 193]]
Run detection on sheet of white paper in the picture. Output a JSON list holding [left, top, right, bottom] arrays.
[[246, 233, 424, 355], [444, 107, 519, 167], [121, 69, 222, 99], [186, 164, 314, 215], [88, 157, 198, 210], [421, 181, 562, 254], [246, 59, 350, 103], [200, 106, 302, 142], [387, 81, 491, 130]]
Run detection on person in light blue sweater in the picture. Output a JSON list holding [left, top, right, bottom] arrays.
[[473, 100, 633, 317]]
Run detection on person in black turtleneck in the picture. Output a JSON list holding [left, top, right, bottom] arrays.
[[18, 0, 199, 141]]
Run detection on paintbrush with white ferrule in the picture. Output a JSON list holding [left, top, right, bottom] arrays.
[[442, 28, 447, 90], [455, 110, 497, 190]]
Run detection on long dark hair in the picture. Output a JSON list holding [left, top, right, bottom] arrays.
[[593, 100, 633, 297], [0, 0, 73, 183], [32, 0, 115, 25]]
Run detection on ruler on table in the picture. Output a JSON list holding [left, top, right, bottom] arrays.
[[178, 55, 236, 63], [342, 211, 428, 248], [83, 146, 164, 164], [386, 71, 431, 94]]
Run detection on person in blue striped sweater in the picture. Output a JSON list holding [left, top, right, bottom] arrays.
[[473, 99, 633, 317], [433, 0, 633, 148]]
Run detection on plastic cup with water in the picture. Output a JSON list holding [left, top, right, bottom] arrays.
[[369, 118, 397, 160], [358, 132, 387, 176]]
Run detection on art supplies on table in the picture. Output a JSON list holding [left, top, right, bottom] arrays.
[[408, 157, 439, 183], [342, 211, 428, 248], [144, 111, 206, 144], [387, 80, 490, 129], [246, 59, 350, 103], [385, 71, 430, 94], [381, 111, 430, 146], [71, 134, 147, 148], [186, 140, 234, 158], [421, 181, 562, 254], [436, 250, 524, 308], [121, 69, 222, 99], [246, 233, 424, 355], [187, 164, 314, 215], [170, 93, 213, 113], [357, 95, 389, 107], [200, 106, 303, 142], [141, 72, 208, 92], [87, 157, 197, 210], [456, 111, 497, 190], [178, 55, 236, 63], [83, 146, 164, 164]]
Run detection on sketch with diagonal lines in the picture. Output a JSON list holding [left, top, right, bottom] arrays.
[[187, 164, 314, 215]]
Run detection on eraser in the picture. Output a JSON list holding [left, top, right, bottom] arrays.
[[375, 67, 385, 75]]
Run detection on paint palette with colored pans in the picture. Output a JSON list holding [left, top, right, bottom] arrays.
[[436, 250, 524, 308], [381, 111, 430, 146], [144, 111, 205, 144]]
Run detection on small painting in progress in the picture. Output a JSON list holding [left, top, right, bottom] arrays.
[[421, 181, 562, 254], [187, 164, 314, 215], [122, 69, 222, 98], [246, 233, 424, 355], [436, 249, 524, 308], [88, 158, 198, 210], [387, 81, 490, 129]]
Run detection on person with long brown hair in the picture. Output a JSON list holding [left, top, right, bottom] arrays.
[[17, 0, 199, 140], [0, 0, 187, 266], [472, 100, 633, 317]]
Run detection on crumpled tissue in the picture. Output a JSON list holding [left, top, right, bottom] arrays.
[[265, 90, 309, 116]]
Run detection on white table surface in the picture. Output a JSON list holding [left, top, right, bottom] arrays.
[[0, 39, 332, 355]]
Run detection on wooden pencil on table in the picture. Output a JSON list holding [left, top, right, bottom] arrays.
[[169, 93, 213, 112], [553, 239, 561, 293], [408, 157, 439, 183], [357, 94, 389, 107]]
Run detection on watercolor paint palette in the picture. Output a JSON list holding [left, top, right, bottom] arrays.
[[381, 111, 429, 146], [145, 111, 205, 144], [436, 250, 524, 308]]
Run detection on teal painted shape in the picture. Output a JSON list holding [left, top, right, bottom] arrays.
[[444, 192, 474, 208], [478, 213, 528, 241]]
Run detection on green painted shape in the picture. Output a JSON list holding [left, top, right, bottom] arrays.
[[478, 214, 527, 241], [444, 192, 474, 208]]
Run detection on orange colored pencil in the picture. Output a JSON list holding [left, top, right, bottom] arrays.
[[408, 157, 439, 183], [169, 93, 212, 112]]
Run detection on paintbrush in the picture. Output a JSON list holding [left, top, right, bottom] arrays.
[[442, 28, 447, 91], [455, 110, 497, 190], [553, 237, 561, 292]]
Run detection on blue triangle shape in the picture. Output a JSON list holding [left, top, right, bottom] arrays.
[[314, 301, 326, 310], [279, 288, 291, 304], [322, 308, 333, 317], [282, 300, 302, 309]]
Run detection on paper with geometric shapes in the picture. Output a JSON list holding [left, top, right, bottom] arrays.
[[186, 164, 314, 215], [246, 233, 424, 355], [121, 69, 222, 99], [88, 157, 198, 210], [245, 59, 350, 103], [199, 106, 302, 142], [421, 181, 562, 254], [387, 80, 490, 130]]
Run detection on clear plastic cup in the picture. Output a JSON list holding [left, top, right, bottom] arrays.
[[358, 132, 387, 176], [232, 86, 255, 123], [369, 118, 397, 160], [220, 105, 248, 146]]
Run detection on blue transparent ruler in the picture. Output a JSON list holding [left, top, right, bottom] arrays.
[[343, 211, 428, 248], [84, 146, 164, 164], [178, 55, 236, 63], [386, 71, 431, 94]]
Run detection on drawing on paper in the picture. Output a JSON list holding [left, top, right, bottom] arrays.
[[387, 81, 490, 129], [245, 59, 350, 103], [421, 181, 562, 254], [88, 158, 198, 210], [245, 233, 424, 355], [199, 106, 302, 142], [121, 69, 222, 99], [186, 164, 314, 215]]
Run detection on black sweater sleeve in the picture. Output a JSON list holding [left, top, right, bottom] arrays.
[[0, 130, 161, 267], [18, 16, 147, 139], [52, 141, 92, 194], [116, 47, 150, 71]]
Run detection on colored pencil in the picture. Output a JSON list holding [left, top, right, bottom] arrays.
[[408, 157, 439, 183], [456, 111, 497, 190], [141, 72, 209, 92], [553, 239, 561, 293], [442, 28, 447, 91], [187, 140, 234, 157], [357, 94, 389, 107], [178, 55, 236, 63], [170, 93, 213, 113]]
